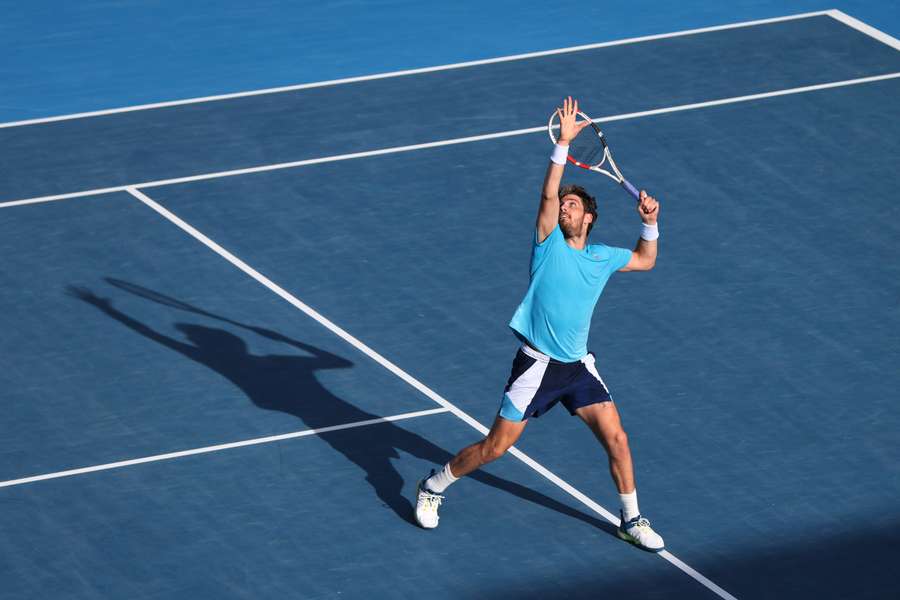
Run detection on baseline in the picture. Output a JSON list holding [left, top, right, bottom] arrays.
[[2, 71, 898, 210], [0, 11, 830, 130], [0, 407, 449, 489], [829, 9, 900, 50], [126, 186, 739, 600]]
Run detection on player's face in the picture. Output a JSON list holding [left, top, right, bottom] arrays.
[[559, 194, 589, 237]]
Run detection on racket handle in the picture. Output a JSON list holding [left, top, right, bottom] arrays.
[[622, 179, 641, 201]]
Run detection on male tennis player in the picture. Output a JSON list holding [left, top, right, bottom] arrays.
[[414, 97, 664, 552]]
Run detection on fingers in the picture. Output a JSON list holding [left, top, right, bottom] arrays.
[[559, 96, 579, 119], [638, 192, 659, 219], [557, 96, 591, 143]]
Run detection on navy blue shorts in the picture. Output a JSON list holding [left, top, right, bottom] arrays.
[[498, 345, 613, 422]]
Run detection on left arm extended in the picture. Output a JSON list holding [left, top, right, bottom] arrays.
[[619, 191, 659, 272]]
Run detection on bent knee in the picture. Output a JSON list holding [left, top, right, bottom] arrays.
[[608, 429, 629, 451], [480, 439, 511, 463]]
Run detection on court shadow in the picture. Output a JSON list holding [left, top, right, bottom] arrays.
[[66, 283, 616, 538], [479, 519, 900, 600]]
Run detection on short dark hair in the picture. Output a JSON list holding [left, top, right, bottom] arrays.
[[559, 184, 597, 234]]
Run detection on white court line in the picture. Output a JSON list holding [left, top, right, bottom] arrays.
[[0, 11, 832, 130], [828, 9, 900, 50], [2, 70, 899, 211], [0, 407, 449, 489], [126, 186, 739, 600]]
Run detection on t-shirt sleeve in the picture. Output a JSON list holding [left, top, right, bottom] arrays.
[[608, 245, 633, 271], [591, 243, 633, 272], [531, 224, 563, 271]]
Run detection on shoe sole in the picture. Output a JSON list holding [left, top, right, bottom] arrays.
[[617, 529, 664, 553]]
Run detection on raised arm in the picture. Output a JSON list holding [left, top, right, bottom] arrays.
[[620, 191, 660, 272], [245, 326, 352, 370], [67, 286, 193, 355], [537, 97, 590, 242]]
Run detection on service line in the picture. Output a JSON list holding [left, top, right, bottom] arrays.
[[0, 407, 449, 489], [2, 70, 898, 210]]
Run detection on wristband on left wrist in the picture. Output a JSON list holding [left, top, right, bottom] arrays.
[[640, 222, 659, 241]]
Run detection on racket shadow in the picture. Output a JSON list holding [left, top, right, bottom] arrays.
[[67, 281, 617, 538]]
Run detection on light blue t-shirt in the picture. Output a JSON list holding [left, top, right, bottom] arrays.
[[509, 224, 633, 362]]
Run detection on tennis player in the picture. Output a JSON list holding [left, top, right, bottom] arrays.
[[414, 97, 664, 552]]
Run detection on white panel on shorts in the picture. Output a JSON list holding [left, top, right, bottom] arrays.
[[505, 358, 550, 416], [580, 353, 610, 394]]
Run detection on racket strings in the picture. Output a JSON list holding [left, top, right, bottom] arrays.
[[548, 112, 606, 167], [568, 132, 605, 166]]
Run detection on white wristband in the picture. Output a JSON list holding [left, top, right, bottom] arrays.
[[640, 222, 659, 241], [550, 143, 568, 165]]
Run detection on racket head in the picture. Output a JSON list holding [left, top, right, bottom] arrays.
[[547, 109, 609, 170], [106, 277, 215, 317]]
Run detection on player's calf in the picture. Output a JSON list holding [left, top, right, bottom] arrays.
[[414, 418, 524, 529]]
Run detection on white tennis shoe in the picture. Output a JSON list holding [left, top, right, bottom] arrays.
[[617, 511, 665, 552], [414, 473, 444, 529]]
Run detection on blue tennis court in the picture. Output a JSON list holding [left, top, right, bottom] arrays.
[[1, 6, 898, 599]]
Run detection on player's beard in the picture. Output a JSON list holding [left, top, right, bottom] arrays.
[[559, 214, 583, 238]]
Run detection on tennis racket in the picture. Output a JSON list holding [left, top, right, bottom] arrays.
[[106, 278, 257, 330], [548, 109, 641, 201], [105, 278, 331, 353]]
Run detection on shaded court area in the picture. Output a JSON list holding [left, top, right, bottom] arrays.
[[1, 11, 899, 599]]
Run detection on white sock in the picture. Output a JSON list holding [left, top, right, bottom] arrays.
[[424, 463, 458, 493], [620, 490, 640, 521]]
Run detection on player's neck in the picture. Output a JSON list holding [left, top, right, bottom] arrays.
[[564, 234, 588, 251]]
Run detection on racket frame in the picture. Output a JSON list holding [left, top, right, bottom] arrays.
[[547, 110, 640, 200]]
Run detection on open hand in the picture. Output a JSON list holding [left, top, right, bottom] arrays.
[[557, 96, 591, 144], [66, 285, 113, 309]]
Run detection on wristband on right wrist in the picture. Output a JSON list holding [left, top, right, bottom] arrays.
[[640, 222, 659, 241]]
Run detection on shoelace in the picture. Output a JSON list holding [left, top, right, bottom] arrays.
[[420, 490, 444, 512], [626, 516, 651, 530]]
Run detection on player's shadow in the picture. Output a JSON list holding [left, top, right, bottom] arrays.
[[67, 282, 617, 537]]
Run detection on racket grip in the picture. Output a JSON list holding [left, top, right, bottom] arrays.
[[622, 179, 641, 201]]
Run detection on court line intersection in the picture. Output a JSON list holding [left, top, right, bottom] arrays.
[[0, 408, 449, 489], [5, 9, 899, 597], [1, 10, 894, 132], [0, 10, 837, 130], [125, 186, 740, 600], [1, 71, 898, 210]]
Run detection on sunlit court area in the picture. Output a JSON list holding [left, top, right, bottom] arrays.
[[1, 2, 899, 598]]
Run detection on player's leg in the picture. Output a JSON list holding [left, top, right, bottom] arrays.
[[449, 415, 528, 478], [576, 401, 664, 552], [414, 345, 549, 529], [564, 353, 664, 551], [413, 416, 526, 529], [575, 401, 633, 494]]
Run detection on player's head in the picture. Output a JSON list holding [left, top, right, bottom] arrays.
[[558, 184, 597, 238]]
